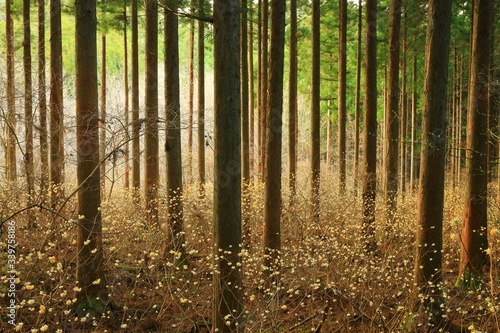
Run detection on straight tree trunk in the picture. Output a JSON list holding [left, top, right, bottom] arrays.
[[413, 0, 453, 325], [384, 0, 402, 225], [39, 0, 49, 202], [410, 54, 418, 192], [75, 0, 109, 312], [144, 0, 159, 226], [249, 6, 255, 177], [362, 0, 378, 251], [213, 0, 243, 330], [257, 2, 263, 176], [6, 0, 16, 183], [50, 0, 65, 207], [399, 13, 408, 197], [458, 0, 492, 288], [260, 0, 269, 181], [100, 35, 107, 190], [197, 0, 206, 196], [354, 0, 362, 195], [131, 0, 141, 196], [288, 0, 298, 200], [123, 5, 130, 189], [164, 2, 185, 257], [338, 0, 347, 195], [241, 0, 250, 185], [263, 0, 285, 278], [187, 14, 195, 184], [23, 0, 34, 217], [310, 0, 321, 223]]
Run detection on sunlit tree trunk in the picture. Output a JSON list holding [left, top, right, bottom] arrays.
[[123, 5, 130, 189], [413, 0, 452, 325], [164, 2, 185, 257], [144, 0, 159, 226], [131, 0, 141, 198], [310, 0, 320, 223], [458, 0, 492, 288], [213, 0, 243, 330], [260, 0, 269, 181], [338, 0, 347, 195], [249, 6, 255, 177], [410, 54, 418, 192], [288, 0, 298, 201], [197, 0, 206, 197], [50, 0, 65, 207], [362, 0, 378, 251], [6, 0, 17, 183], [187, 14, 195, 184], [39, 0, 49, 202], [100, 35, 107, 191], [75, 0, 109, 312], [384, 0, 401, 225], [353, 0, 362, 196]]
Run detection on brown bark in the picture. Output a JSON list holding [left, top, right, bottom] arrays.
[[131, 0, 141, 196], [362, 0, 378, 251], [164, 3, 185, 256], [187, 14, 195, 184], [410, 54, 418, 192], [144, 0, 159, 226], [354, 0, 362, 195], [197, 0, 206, 196], [288, 0, 298, 199], [338, 0, 347, 195], [459, 0, 491, 286], [260, 0, 269, 181], [263, 0, 285, 278], [384, 0, 402, 224], [124, 6, 130, 189], [6, 0, 16, 183], [75, 0, 109, 310], [310, 0, 320, 223], [413, 0, 452, 322], [39, 0, 49, 202], [100, 35, 107, 190], [249, 5, 255, 177], [213, 0, 243, 330], [50, 0, 65, 207], [399, 12, 408, 197], [241, 0, 250, 184]]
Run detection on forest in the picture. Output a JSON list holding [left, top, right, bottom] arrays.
[[0, 0, 499, 332]]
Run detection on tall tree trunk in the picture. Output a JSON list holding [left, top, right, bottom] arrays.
[[39, 0, 49, 202], [263, 0, 285, 279], [187, 14, 195, 184], [164, 2, 185, 257], [260, 0, 269, 181], [338, 0, 347, 195], [384, 0, 402, 225], [362, 0, 378, 251], [23, 0, 34, 219], [50, 0, 65, 207], [197, 0, 206, 197], [144, 0, 159, 226], [124, 5, 130, 189], [6, 0, 17, 183], [213, 0, 243, 330], [131, 0, 141, 197], [289, 0, 298, 201], [310, 0, 320, 223], [458, 0, 491, 288], [410, 54, 418, 192], [100, 35, 107, 191], [249, 6, 255, 177], [257, 1, 263, 176], [75, 0, 109, 312], [413, 0, 452, 325], [399, 12, 408, 197], [354, 0, 362, 196]]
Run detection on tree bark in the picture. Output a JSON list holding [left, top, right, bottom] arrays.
[[50, 0, 65, 207], [39, 0, 49, 202], [124, 5, 130, 189], [144, 0, 159, 226], [213, 0, 243, 330], [100, 35, 107, 191], [338, 0, 347, 195], [288, 0, 298, 201], [458, 0, 491, 288], [197, 0, 206, 197], [164, 2, 185, 257], [131, 0, 141, 197], [354, 0, 362, 196], [187, 14, 195, 184], [75, 0, 109, 312], [362, 0, 378, 251], [310, 0, 321, 223], [6, 0, 16, 183], [384, 0, 402, 225], [263, 0, 285, 279], [413, 0, 452, 324]]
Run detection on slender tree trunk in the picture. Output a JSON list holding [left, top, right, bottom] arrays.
[[257, 1, 263, 176], [124, 5, 130, 189], [144, 0, 159, 226], [23, 0, 34, 219], [338, 0, 347, 195], [50, 0, 65, 207], [458, 0, 492, 288], [249, 6, 255, 177], [100, 35, 107, 191], [263, 0, 285, 278], [354, 0, 362, 196], [213, 0, 243, 330], [260, 0, 269, 182], [399, 13, 408, 197], [6, 0, 16, 183], [197, 0, 205, 196], [164, 2, 185, 257], [288, 0, 298, 200], [410, 54, 418, 192], [187, 14, 195, 184], [413, 0, 452, 325], [384, 0, 402, 225], [131, 0, 141, 197], [362, 0, 378, 251], [75, 0, 109, 311], [39, 0, 49, 202]]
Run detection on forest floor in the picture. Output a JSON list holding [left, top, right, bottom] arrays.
[[1, 171, 500, 333]]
